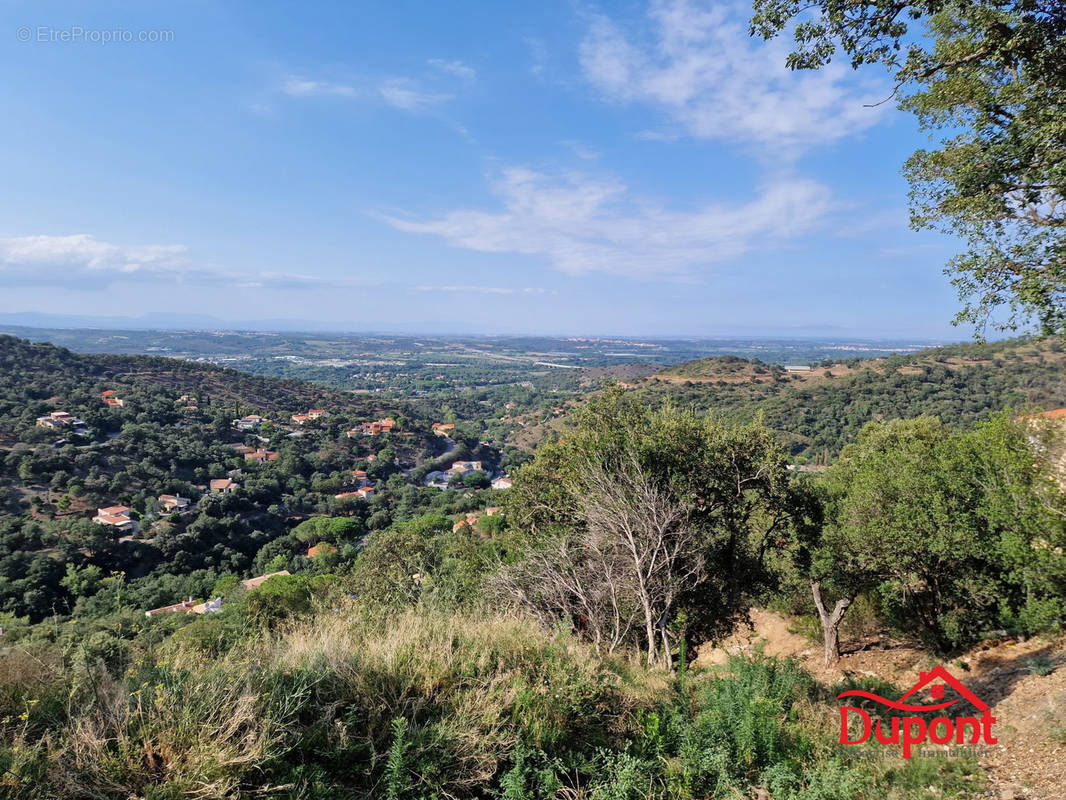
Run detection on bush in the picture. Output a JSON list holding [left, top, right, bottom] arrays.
[[679, 655, 814, 793]]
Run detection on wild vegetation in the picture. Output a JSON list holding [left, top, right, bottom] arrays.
[[0, 332, 1064, 797]]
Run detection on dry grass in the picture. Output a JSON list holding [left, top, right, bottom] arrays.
[[1, 609, 670, 799]]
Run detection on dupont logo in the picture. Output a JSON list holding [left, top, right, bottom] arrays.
[[837, 665, 997, 758]]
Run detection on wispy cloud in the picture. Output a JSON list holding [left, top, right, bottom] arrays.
[[416, 285, 550, 295], [384, 166, 832, 279], [428, 58, 476, 81], [0, 234, 357, 291], [281, 66, 465, 113], [281, 76, 358, 98], [379, 78, 453, 111], [579, 0, 888, 154]]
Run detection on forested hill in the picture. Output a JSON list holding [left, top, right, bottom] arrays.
[[0, 334, 398, 428], [0, 334, 457, 620], [627, 336, 1066, 460]]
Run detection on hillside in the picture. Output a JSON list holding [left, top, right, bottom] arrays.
[[626, 336, 1066, 460], [1, 336, 1064, 798], [0, 335, 502, 621]]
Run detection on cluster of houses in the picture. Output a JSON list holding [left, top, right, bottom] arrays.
[[93, 493, 195, 533], [35, 410, 88, 434], [143, 570, 290, 617], [347, 418, 396, 437]]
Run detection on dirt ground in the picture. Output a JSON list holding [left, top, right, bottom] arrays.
[[695, 609, 1066, 799]]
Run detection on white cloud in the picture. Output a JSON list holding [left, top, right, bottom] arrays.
[[416, 285, 550, 295], [384, 166, 832, 279], [281, 76, 358, 98], [379, 78, 453, 111], [0, 234, 188, 277], [428, 58, 476, 81], [579, 0, 888, 154], [0, 234, 351, 291]]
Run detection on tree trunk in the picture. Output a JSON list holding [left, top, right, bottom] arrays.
[[811, 581, 852, 667]]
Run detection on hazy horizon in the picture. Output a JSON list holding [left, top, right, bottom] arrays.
[[0, 311, 965, 343]]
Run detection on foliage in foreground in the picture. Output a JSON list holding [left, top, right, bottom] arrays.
[[0, 607, 981, 799]]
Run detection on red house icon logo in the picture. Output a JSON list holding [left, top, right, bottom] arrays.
[[836, 665, 996, 758]]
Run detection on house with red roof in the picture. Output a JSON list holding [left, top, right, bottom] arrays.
[[93, 505, 137, 532], [209, 478, 238, 494]]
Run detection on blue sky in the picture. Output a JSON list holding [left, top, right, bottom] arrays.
[[0, 0, 968, 337]]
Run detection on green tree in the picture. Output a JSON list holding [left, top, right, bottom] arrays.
[[751, 0, 1066, 334], [815, 414, 1065, 653], [462, 470, 491, 490], [500, 391, 797, 666], [60, 563, 104, 599]]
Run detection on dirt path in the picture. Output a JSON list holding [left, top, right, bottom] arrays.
[[695, 609, 1066, 799]]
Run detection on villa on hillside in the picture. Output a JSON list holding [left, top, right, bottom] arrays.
[[245, 449, 279, 463], [350, 418, 396, 436], [158, 494, 191, 513], [491, 476, 512, 490], [209, 478, 238, 494], [36, 410, 87, 432], [233, 415, 265, 431], [447, 460, 482, 475], [101, 391, 126, 407], [432, 422, 455, 435], [93, 505, 137, 533]]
